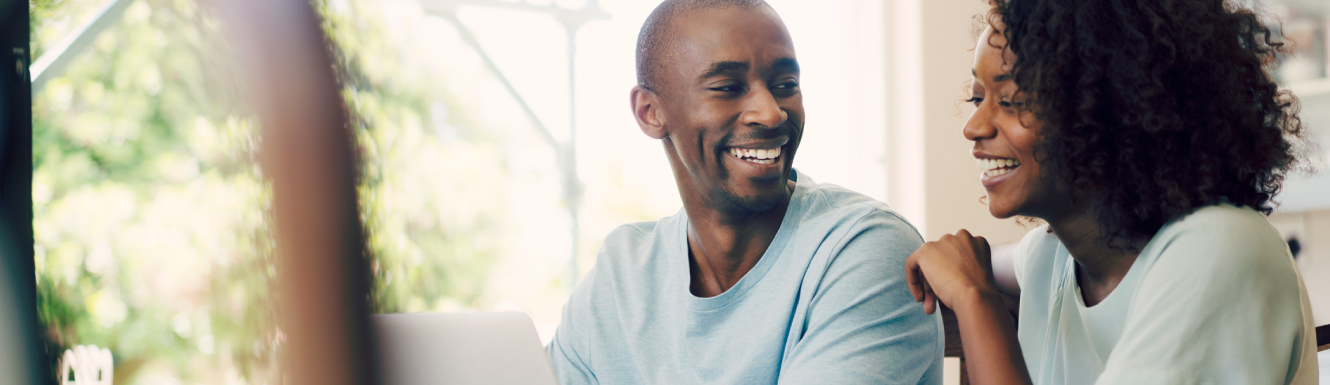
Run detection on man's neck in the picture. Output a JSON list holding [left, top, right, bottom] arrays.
[[685, 180, 796, 298]]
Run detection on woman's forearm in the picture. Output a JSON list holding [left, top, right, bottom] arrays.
[[955, 287, 1032, 385]]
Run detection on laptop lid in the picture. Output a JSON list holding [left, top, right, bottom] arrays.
[[372, 311, 559, 385]]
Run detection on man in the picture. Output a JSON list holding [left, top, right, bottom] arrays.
[[546, 1, 942, 383]]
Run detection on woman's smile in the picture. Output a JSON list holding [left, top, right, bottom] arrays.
[[977, 156, 1022, 189]]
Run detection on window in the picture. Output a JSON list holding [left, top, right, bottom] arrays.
[[1266, 0, 1330, 213], [32, 0, 888, 383]]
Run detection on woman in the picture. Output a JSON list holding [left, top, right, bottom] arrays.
[[903, 0, 1319, 383]]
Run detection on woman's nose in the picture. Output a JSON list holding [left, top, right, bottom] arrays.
[[962, 104, 996, 141]]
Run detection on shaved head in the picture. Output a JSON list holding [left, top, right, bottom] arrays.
[[635, 0, 772, 94]]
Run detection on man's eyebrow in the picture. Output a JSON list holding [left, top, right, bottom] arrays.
[[699, 61, 750, 80], [771, 57, 800, 74]]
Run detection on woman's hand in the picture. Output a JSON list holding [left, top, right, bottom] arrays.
[[907, 230, 1032, 385], [904, 229, 997, 314]]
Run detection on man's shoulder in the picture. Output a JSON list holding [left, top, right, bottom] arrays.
[[600, 211, 674, 245], [794, 181, 920, 241], [593, 210, 684, 271], [781, 180, 924, 280], [601, 220, 662, 246]]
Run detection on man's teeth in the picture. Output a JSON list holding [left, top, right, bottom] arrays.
[[978, 158, 1021, 177], [728, 147, 782, 164]]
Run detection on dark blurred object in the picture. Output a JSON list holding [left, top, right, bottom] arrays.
[[0, 0, 44, 383], [1317, 324, 1328, 351], [1287, 237, 1301, 260], [214, 1, 379, 385], [941, 306, 970, 385]]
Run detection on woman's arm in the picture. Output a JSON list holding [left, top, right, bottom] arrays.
[[952, 285, 1029, 385], [904, 230, 1031, 385]]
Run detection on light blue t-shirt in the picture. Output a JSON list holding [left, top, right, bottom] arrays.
[[1013, 204, 1319, 385], [546, 170, 943, 385]]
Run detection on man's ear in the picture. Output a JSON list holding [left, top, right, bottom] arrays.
[[630, 85, 667, 140]]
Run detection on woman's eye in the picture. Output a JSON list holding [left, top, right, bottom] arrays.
[[965, 96, 983, 106]]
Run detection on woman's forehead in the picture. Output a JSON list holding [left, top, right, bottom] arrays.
[[972, 26, 1015, 83]]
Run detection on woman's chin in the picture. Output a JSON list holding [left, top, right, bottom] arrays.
[[985, 199, 1021, 219]]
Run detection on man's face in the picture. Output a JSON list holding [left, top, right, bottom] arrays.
[[657, 6, 804, 214]]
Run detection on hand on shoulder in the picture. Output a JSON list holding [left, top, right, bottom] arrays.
[[904, 229, 1000, 315]]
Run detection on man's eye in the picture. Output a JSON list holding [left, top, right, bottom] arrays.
[[709, 85, 744, 93], [771, 81, 799, 95]]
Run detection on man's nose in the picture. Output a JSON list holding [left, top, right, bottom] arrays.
[[740, 87, 787, 129]]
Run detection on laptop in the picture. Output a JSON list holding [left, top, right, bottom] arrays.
[[372, 312, 560, 385]]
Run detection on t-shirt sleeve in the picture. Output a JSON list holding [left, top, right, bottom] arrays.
[[1012, 225, 1057, 290], [1095, 212, 1307, 384], [547, 271, 599, 385], [777, 210, 942, 385], [1012, 226, 1040, 289]]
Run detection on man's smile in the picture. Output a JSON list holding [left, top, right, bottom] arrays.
[[722, 132, 790, 166], [726, 146, 783, 165]]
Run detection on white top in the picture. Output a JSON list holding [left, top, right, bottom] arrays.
[[1013, 204, 1319, 385]]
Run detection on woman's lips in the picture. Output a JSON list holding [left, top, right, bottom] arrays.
[[977, 157, 1020, 187], [977, 157, 1020, 177]]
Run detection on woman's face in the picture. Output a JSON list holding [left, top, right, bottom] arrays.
[[964, 25, 1057, 219]]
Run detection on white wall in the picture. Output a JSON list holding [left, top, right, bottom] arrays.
[[1270, 209, 1330, 326], [883, 0, 1031, 244], [766, 0, 889, 202]]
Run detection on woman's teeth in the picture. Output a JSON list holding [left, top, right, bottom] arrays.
[[729, 147, 782, 165], [978, 158, 1020, 177]]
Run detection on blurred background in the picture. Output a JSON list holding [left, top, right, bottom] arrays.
[[24, 0, 1330, 384]]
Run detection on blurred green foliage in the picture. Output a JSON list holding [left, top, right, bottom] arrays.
[[32, 0, 509, 383], [32, 0, 275, 382], [315, 0, 507, 315]]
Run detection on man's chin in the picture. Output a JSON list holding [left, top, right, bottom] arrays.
[[720, 189, 787, 213]]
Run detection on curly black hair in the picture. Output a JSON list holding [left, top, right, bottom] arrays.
[[990, 0, 1306, 248]]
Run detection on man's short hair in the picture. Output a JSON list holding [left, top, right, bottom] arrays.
[[635, 0, 771, 93]]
